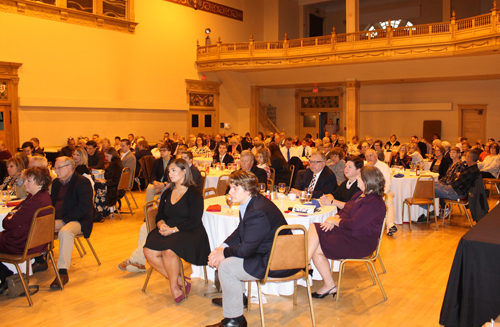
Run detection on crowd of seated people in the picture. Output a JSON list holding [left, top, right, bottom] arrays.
[[0, 128, 498, 309]]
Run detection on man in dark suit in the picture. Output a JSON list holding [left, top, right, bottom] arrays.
[[411, 135, 428, 157], [213, 143, 234, 165], [205, 133, 215, 150], [206, 170, 296, 327], [213, 134, 222, 154], [291, 152, 337, 198], [179, 151, 203, 191], [48, 157, 94, 289], [240, 150, 267, 184], [86, 140, 105, 169]]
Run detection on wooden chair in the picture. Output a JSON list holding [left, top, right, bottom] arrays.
[[0, 206, 63, 306], [216, 174, 231, 196], [442, 198, 474, 228], [269, 167, 275, 184], [332, 217, 387, 302], [402, 175, 437, 231], [266, 178, 274, 193], [116, 167, 135, 219], [483, 170, 500, 199], [67, 234, 101, 266], [203, 187, 217, 199], [287, 164, 295, 191], [200, 170, 207, 190], [142, 201, 208, 296], [248, 225, 315, 327]]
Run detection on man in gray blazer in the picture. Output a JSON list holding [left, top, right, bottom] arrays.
[[120, 139, 136, 188]]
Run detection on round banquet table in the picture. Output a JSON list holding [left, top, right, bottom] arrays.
[[390, 170, 440, 224], [202, 169, 234, 190], [193, 157, 214, 166], [191, 195, 338, 296]]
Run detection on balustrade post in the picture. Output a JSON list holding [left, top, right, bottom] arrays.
[[249, 35, 254, 57], [196, 40, 199, 58], [331, 26, 336, 51], [450, 11, 456, 40], [283, 33, 288, 56], [386, 23, 392, 46], [217, 37, 221, 59], [491, 1, 498, 33]]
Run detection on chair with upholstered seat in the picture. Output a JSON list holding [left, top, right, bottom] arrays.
[[332, 217, 387, 302], [403, 175, 437, 231], [216, 174, 231, 196], [442, 198, 473, 228], [0, 206, 63, 306], [287, 164, 295, 191], [203, 187, 217, 199], [116, 167, 135, 219], [248, 224, 315, 327], [141, 201, 208, 296], [61, 233, 101, 266], [200, 170, 207, 190]]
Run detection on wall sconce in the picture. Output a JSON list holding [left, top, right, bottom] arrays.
[[205, 28, 211, 46]]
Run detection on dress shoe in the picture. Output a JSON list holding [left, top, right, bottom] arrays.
[[311, 286, 337, 299], [174, 292, 186, 303], [50, 274, 69, 290], [212, 294, 248, 308], [387, 225, 398, 236], [206, 316, 247, 327], [416, 214, 427, 223], [32, 261, 48, 273]]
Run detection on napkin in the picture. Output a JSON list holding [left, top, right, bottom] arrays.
[[393, 174, 405, 178], [7, 200, 23, 207], [206, 204, 222, 212]]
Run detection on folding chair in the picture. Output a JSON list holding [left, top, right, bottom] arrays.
[[403, 175, 437, 231]]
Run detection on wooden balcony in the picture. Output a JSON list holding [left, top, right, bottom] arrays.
[[196, 10, 500, 72]]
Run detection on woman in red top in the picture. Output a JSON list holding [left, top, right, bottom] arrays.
[[0, 167, 52, 292]]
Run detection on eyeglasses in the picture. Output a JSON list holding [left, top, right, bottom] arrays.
[[160, 149, 170, 152], [309, 161, 325, 164], [55, 164, 71, 170]]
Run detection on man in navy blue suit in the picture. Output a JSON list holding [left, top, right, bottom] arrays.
[[206, 170, 295, 327], [291, 152, 337, 198], [213, 142, 234, 165]]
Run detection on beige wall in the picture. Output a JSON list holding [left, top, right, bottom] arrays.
[[3, 0, 264, 147], [279, 0, 300, 40], [359, 79, 500, 144]]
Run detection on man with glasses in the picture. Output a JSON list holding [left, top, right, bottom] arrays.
[[290, 152, 337, 198], [32, 157, 94, 288]]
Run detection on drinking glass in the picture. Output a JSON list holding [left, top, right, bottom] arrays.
[[306, 189, 313, 201], [225, 194, 233, 213], [278, 183, 286, 194], [1, 191, 9, 203], [299, 191, 308, 205], [259, 183, 266, 194]]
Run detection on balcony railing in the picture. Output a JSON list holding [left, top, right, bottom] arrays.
[[197, 8, 500, 71]]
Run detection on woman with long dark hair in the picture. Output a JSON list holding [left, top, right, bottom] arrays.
[[94, 147, 123, 222], [268, 143, 291, 186]]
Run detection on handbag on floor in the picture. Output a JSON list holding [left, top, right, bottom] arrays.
[[5, 274, 39, 298]]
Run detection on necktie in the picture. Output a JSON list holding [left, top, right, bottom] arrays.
[[308, 174, 318, 192], [302, 147, 306, 157], [287, 148, 290, 161]]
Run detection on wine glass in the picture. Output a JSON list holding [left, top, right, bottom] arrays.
[[1, 191, 9, 203], [299, 191, 307, 205], [306, 189, 313, 201], [278, 183, 286, 194], [259, 183, 266, 194], [225, 194, 233, 213]]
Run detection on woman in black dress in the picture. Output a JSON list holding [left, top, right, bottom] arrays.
[[321, 156, 363, 209], [144, 158, 210, 303], [268, 143, 291, 186], [94, 148, 122, 222]]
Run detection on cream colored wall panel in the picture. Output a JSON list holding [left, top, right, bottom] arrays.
[[361, 103, 452, 111]]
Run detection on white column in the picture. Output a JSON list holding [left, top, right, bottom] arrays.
[[346, 0, 359, 34]]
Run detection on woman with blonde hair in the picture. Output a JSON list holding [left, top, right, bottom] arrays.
[[256, 148, 272, 179]]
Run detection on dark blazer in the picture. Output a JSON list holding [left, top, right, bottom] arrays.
[[190, 164, 203, 191], [213, 153, 234, 165], [134, 149, 152, 177], [332, 180, 360, 203], [51, 172, 94, 238], [297, 167, 337, 198], [223, 194, 297, 279], [250, 165, 268, 185], [207, 139, 216, 150], [417, 141, 427, 156], [270, 157, 291, 185], [59, 146, 74, 157], [150, 157, 171, 183], [75, 165, 91, 176], [88, 150, 105, 169], [103, 157, 123, 206], [430, 156, 453, 179], [227, 144, 242, 155]]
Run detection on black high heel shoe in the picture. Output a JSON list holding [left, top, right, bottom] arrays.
[[311, 286, 337, 299]]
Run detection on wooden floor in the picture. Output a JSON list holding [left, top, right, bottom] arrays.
[[1, 191, 498, 327]]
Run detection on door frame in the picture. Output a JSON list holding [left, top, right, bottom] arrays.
[[0, 61, 22, 153], [294, 88, 343, 139], [185, 79, 221, 137], [458, 104, 487, 141]]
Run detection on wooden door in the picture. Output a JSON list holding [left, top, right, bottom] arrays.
[[188, 110, 216, 137], [0, 106, 7, 143], [459, 105, 486, 143], [299, 112, 319, 139]]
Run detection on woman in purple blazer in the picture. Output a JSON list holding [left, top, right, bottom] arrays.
[[307, 165, 386, 298]]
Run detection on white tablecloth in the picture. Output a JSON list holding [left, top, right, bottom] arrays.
[[191, 195, 338, 296], [193, 157, 214, 166], [391, 171, 440, 224]]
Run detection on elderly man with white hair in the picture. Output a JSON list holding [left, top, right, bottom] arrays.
[[365, 149, 397, 236]]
